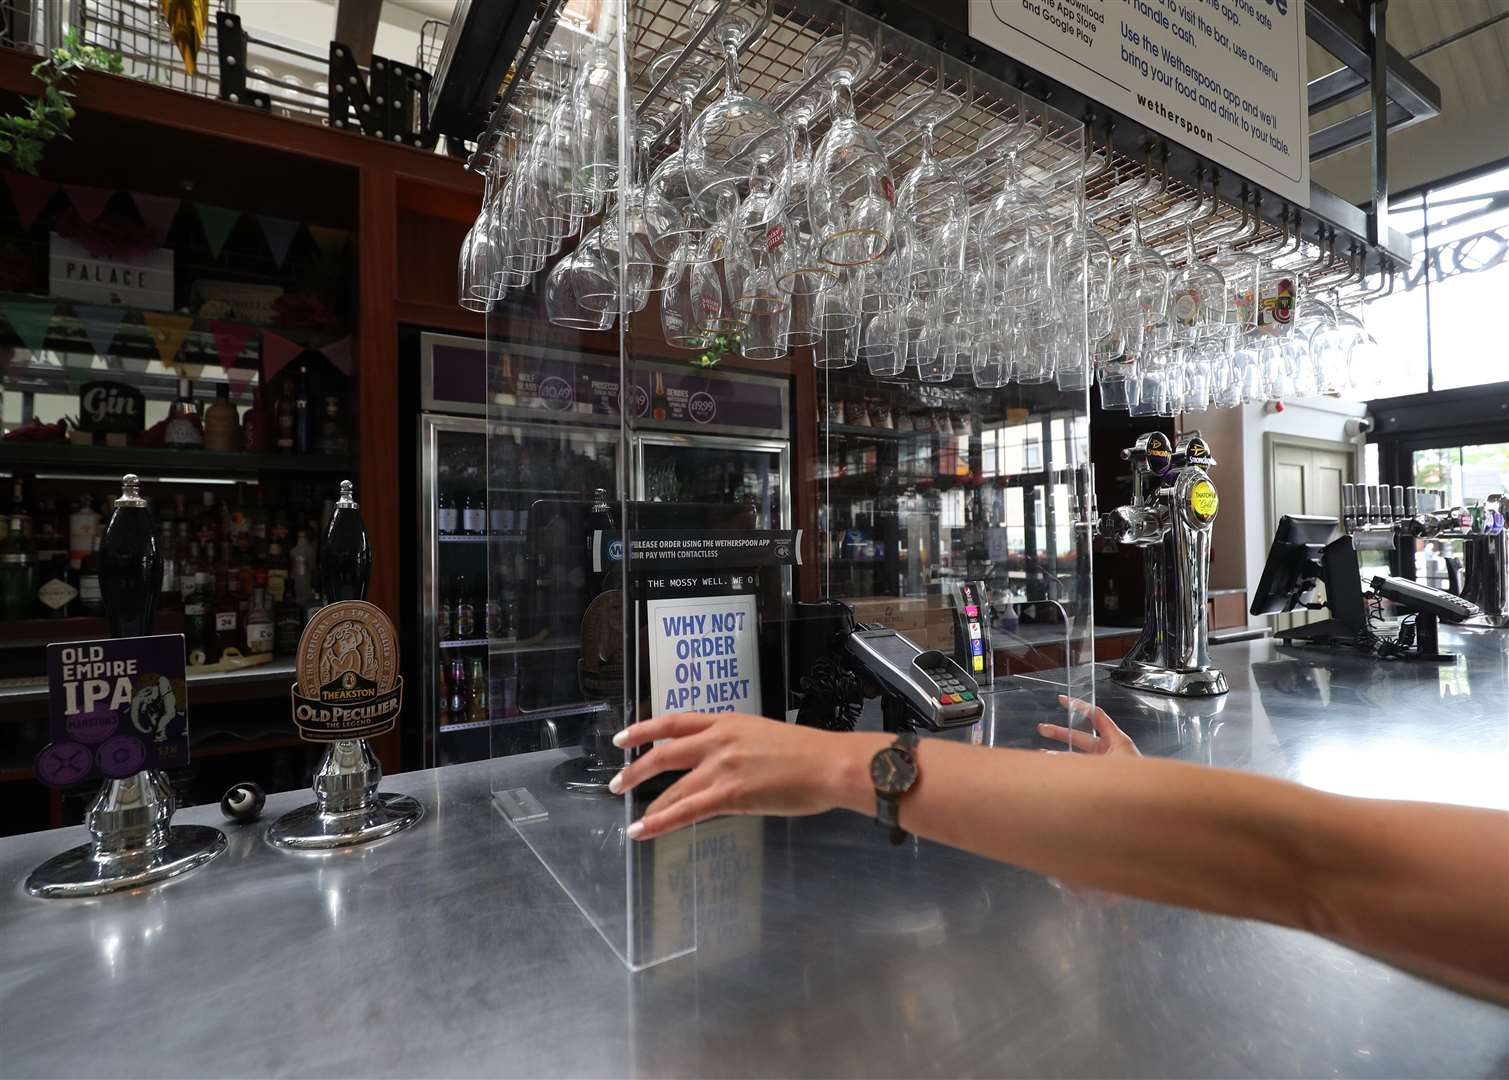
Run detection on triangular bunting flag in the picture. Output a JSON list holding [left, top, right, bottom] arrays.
[[132, 193, 181, 247], [4, 172, 58, 230], [74, 304, 128, 357], [64, 183, 115, 223], [225, 360, 258, 401], [262, 331, 304, 384], [257, 214, 301, 268], [2, 300, 56, 353], [175, 361, 204, 382], [114, 354, 150, 375], [307, 224, 350, 257], [320, 335, 352, 376], [194, 203, 240, 258], [60, 348, 96, 370], [209, 319, 257, 370], [142, 311, 194, 368]]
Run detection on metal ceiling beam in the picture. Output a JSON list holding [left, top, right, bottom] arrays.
[[1304, 0, 1441, 120], [1311, 99, 1419, 160]]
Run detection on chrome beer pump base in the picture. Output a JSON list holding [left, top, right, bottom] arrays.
[[267, 738, 423, 851], [26, 770, 226, 899], [1111, 659, 1229, 698]]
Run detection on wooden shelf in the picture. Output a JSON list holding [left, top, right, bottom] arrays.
[[0, 443, 355, 476]]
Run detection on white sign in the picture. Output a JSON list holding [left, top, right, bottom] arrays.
[[49, 234, 174, 310], [646, 594, 762, 717], [970, 0, 1310, 207]]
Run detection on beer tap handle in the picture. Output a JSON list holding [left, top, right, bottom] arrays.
[[1391, 485, 1405, 521], [1341, 484, 1356, 532], [98, 474, 162, 639], [319, 480, 371, 603]]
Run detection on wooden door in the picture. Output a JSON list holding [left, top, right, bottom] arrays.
[[1269, 441, 1354, 629]]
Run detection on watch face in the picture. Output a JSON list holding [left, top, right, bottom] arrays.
[[870, 747, 917, 796]]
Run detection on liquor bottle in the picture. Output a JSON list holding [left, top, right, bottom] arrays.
[[196, 490, 220, 549], [77, 534, 104, 617], [214, 566, 239, 657], [319, 480, 370, 602], [461, 484, 486, 537], [290, 528, 315, 605], [575, 368, 593, 415], [165, 377, 203, 449], [0, 515, 35, 620], [316, 396, 348, 455], [449, 657, 467, 720], [454, 574, 475, 639], [437, 661, 451, 726], [190, 564, 216, 663], [275, 378, 296, 453], [203, 383, 240, 452], [273, 591, 302, 656], [265, 533, 290, 605], [97, 475, 164, 637], [467, 658, 487, 723], [438, 491, 458, 536], [293, 363, 313, 455], [9, 475, 30, 539], [156, 523, 178, 614], [68, 494, 101, 567], [37, 554, 79, 618], [244, 586, 274, 655], [651, 371, 669, 421]]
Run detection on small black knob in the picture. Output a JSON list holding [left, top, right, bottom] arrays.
[[220, 782, 266, 823]]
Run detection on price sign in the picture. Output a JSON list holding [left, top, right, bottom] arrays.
[[35, 634, 189, 787]]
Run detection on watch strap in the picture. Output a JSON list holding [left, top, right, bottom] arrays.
[[874, 732, 920, 845]]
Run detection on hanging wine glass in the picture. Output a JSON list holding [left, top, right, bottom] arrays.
[[644, 48, 722, 260], [895, 89, 967, 295]]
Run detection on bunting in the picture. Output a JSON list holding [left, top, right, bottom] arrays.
[[4, 173, 58, 230], [74, 304, 128, 357], [142, 311, 194, 368], [2, 300, 57, 353], [131, 193, 182, 247], [307, 224, 350, 257], [209, 319, 257, 370], [320, 335, 352, 376], [194, 203, 240, 258], [175, 361, 204, 382], [262, 331, 304, 383], [257, 214, 301, 268], [63, 183, 116, 223], [224, 359, 259, 401]]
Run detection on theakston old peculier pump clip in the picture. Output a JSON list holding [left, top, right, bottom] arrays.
[[26, 475, 227, 898], [266, 480, 423, 850]]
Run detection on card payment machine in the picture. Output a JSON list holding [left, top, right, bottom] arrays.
[[949, 581, 993, 686], [844, 628, 985, 732]]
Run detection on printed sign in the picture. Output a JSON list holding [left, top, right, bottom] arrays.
[[77, 380, 146, 434], [34, 634, 189, 788], [969, 0, 1310, 206], [593, 529, 803, 573], [647, 593, 762, 716], [50, 234, 175, 309], [290, 600, 403, 742]]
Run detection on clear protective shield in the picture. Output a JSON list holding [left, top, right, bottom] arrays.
[[481, 0, 1095, 971]]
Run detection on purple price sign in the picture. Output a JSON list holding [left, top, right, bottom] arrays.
[[34, 635, 190, 789]]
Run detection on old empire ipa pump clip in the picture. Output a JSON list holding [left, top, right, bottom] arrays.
[[26, 475, 227, 898], [267, 481, 423, 850], [1098, 432, 1228, 697]]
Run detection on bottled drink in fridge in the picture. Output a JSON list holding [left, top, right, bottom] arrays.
[[453, 574, 475, 638], [449, 657, 467, 720], [438, 491, 458, 536], [468, 658, 487, 723], [319, 480, 370, 602]]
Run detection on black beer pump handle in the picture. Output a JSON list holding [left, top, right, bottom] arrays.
[[98, 474, 162, 639], [320, 480, 371, 603]]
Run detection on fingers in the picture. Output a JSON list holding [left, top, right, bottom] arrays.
[[612, 712, 721, 751], [639, 766, 711, 819], [1055, 695, 1139, 755], [1036, 721, 1106, 753], [608, 730, 713, 794], [629, 786, 735, 840]]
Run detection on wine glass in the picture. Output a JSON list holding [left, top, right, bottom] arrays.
[[894, 89, 966, 294], [806, 29, 894, 267]]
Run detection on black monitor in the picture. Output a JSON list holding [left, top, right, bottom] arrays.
[[1250, 515, 1338, 616]]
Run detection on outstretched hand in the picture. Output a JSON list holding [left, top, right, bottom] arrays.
[[1038, 695, 1140, 756]]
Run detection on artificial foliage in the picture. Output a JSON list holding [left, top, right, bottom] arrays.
[[695, 329, 741, 368], [0, 29, 124, 175]]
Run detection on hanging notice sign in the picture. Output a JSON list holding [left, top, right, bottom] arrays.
[[970, 0, 1310, 207], [647, 593, 763, 716], [35, 635, 190, 788], [593, 529, 802, 573]]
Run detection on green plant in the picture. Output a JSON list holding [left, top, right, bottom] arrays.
[[0, 28, 124, 175], [694, 329, 741, 368]]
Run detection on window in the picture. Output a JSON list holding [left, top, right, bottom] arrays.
[[1412, 443, 1509, 506], [1365, 159, 1509, 399]]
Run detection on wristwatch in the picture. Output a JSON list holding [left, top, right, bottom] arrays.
[[870, 731, 920, 845]]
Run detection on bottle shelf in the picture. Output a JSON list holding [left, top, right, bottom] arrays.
[[0, 443, 355, 477], [438, 638, 489, 649], [490, 637, 580, 656], [439, 699, 607, 734], [437, 533, 525, 543]]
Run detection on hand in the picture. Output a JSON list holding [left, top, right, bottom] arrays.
[[1037, 696, 1140, 756], [609, 712, 887, 841]]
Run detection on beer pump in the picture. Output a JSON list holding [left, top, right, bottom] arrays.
[[1342, 484, 1508, 627], [1098, 432, 1228, 697], [26, 475, 226, 898], [267, 481, 423, 849]]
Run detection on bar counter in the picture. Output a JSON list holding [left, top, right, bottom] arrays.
[[2, 630, 1507, 1077]]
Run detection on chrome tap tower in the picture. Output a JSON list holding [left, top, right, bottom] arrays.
[[1099, 432, 1228, 697], [1342, 484, 1508, 627]]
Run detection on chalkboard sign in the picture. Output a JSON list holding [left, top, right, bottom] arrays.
[[77, 380, 146, 435]]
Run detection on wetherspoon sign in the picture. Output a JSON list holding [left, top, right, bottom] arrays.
[[970, 0, 1310, 207]]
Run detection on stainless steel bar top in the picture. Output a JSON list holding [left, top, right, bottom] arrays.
[[2, 632, 1507, 1078]]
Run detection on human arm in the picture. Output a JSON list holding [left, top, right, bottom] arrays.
[[609, 707, 1509, 1003]]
